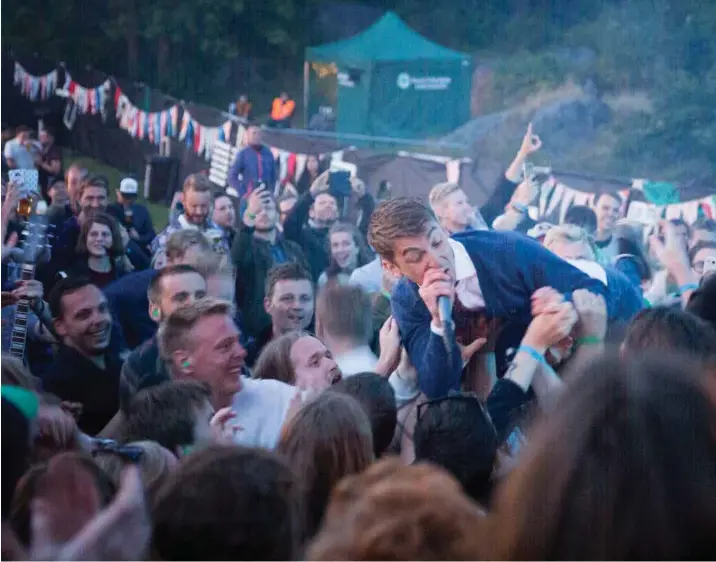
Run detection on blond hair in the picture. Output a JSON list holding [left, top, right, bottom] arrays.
[[428, 182, 462, 211], [157, 297, 233, 361]]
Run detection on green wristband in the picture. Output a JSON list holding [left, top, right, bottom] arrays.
[[576, 336, 603, 346]]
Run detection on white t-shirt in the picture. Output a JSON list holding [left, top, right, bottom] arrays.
[[4, 139, 36, 170], [230, 377, 300, 450]]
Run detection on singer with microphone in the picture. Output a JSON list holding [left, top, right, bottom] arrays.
[[367, 198, 627, 400]]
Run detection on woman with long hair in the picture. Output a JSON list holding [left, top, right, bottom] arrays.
[[70, 211, 129, 288], [318, 222, 373, 287], [295, 154, 325, 195]]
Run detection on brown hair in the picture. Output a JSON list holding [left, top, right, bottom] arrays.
[[147, 264, 203, 305], [252, 330, 312, 385], [75, 210, 125, 257], [182, 173, 212, 194], [151, 445, 303, 560], [94, 440, 176, 501], [121, 380, 212, 451], [316, 284, 372, 344], [264, 262, 313, 302], [278, 392, 373, 539], [157, 297, 233, 362], [368, 197, 435, 261], [307, 458, 486, 560], [10, 452, 116, 546], [489, 353, 716, 559], [77, 174, 108, 201], [325, 222, 373, 277]]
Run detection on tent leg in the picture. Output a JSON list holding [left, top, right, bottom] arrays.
[[303, 62, 309, 129]]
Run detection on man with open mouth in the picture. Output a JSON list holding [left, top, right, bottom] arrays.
[[42, 276, 124, 435]]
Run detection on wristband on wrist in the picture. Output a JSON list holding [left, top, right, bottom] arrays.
[[576, 335, 603, 346], [679, 282, 699, 294], [510, 201, 529, 215], [516, 344, 546, 364]]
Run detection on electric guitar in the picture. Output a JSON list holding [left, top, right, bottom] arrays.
[[9, 201, 50, 363]]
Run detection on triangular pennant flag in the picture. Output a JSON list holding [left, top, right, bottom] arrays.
[[295, 154, 307, 180], [559, 186, 577, 224]]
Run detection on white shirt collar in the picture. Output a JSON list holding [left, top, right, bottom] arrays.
[[449, 238, 477, 281]]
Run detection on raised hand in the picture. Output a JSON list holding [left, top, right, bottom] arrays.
[[376, 316, 402, 376], [519, 122, 542, 156], [523, 301, 578, 352]]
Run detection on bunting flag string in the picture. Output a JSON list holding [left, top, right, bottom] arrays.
[[14, 62, 58, 101], [114, 86, 180, 146], [63, 73, 111, 117], [535, 180, 716, 228]]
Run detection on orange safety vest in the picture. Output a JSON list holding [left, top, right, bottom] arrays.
[[271, 98, 296, 121]]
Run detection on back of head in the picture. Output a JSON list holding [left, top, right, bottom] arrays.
[[564, 205, 598, 235], [622, 307, 716, 365], [93, 440, 176, 500], [152, 445, 302, 560], [164, 228, 214, 264], [330, 373, 397, 458], [490, 353, 716, 560], [278, 392, 374, 538], [307, 457, 486, 560], [413, 394, 498, 505], [316, 284, 372, 345], [122, 380, 211, 451], [687, 274, 716, 330]]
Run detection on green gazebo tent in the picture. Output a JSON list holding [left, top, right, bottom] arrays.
[[304, 12, 473, 139]]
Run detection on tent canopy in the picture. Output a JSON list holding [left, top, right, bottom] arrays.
[[305, 12, 473, 139], [306, 12, 470, 65]]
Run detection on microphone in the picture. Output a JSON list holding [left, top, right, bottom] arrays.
[[437, 295, 455, 364]]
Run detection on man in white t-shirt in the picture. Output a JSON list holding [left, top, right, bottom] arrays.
[[157, 297, 302, 450], [3, 125, 37, 170]]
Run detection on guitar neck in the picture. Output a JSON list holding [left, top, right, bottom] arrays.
[[9, 263, 37, 361]]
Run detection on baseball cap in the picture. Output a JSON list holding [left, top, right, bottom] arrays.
[[119, 178, 139, 196]]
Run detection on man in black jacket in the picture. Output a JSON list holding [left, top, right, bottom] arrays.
[[43, 277, 123, 435], [106, 177, 156, 255], [282, 170, 374, 281], [231, 186, 308, 339]]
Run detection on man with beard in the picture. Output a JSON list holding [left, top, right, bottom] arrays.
[[118, 264, 208, 413], [43, 277, 122, 435], [245, 262, 315, 366], [158, 298, 304, 450], [152, 174, 230, 259], [283, 171, 373, 280], [231, 186, 308, 340]]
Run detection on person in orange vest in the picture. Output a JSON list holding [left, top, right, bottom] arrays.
[[268, 92, 296, 128]]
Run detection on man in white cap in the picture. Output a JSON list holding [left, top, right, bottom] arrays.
[[107, 177, 156, 254]]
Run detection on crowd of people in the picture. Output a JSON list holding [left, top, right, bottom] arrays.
[[2, 121, 716, 559]]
